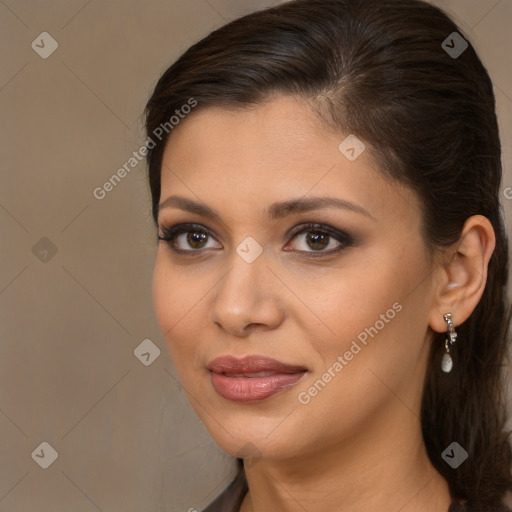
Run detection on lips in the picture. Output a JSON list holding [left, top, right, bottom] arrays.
[[224, 371, 279, 378], [208, 355, 307, 403]]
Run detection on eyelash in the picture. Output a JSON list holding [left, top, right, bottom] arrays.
[[157, 222, 354, 258]]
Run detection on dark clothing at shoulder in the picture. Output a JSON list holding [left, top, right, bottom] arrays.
[[200, 469, 248, 512], [199, 469, 512, 512]]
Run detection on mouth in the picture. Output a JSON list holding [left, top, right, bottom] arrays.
[[223, 371, 286, 378], [207, 355, 308, 403]]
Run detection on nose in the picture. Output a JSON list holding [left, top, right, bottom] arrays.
[[209, 249, 286, 337]]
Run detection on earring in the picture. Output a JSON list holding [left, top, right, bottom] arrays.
[[441, 313, 457, 373]]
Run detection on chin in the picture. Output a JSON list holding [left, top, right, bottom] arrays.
[[194, 404, 307, 462]]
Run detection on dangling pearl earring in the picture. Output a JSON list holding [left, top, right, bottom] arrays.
[[441, 313, 457, 373]]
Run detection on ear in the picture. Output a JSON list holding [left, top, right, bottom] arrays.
[[428, 215, 496, 333]]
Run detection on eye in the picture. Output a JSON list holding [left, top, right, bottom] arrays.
[[284, 223, 353, 256], [157, 222, 354, 257], [158, 223, 221, 253]]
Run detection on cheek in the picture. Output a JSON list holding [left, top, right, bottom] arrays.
[[151, 253, 210, 377], [152, 254, 175, 334], [152, 255, 192, 358], [152, 252, 206, 330], [291, 280, 427, 439], [300, 250, 428, 378], [294, 260, 400, 339]]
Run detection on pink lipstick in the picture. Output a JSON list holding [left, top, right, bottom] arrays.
[[208, 355, 307, 403]]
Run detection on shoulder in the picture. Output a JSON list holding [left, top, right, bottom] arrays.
[[199, 468, 248, 512]]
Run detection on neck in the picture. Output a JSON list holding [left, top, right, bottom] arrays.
[[239, 403, 452, 512]]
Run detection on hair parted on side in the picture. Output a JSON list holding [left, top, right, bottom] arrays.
[[144, 0, 512, 509]]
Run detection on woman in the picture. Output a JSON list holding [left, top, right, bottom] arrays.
[[144, 0, 512, 510]]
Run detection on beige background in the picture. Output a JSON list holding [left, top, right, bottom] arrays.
[[0, 1, 511, 511]]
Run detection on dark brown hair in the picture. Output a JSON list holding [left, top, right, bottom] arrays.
[[144, 0, 512, 509]]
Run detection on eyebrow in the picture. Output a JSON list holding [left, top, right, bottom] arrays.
[[158, 195, 376, 222]]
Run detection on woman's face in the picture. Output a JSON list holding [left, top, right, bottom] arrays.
[[152, 95, 439, 462]]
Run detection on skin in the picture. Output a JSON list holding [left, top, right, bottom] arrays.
[[152, 95, 495, 512]]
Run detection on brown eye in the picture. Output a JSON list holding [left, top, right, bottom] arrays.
[[186, 230, 209, 249], [288, 229, 345, 253], [158, 224, 222, 252], [285, 223, 354, 257], [304, 231, 331, 251]]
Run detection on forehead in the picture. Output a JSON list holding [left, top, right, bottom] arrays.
[[163, 96, 334, 171], [159, 95, 421, 228]]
